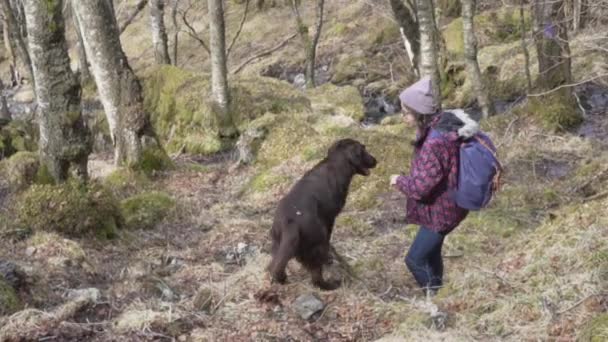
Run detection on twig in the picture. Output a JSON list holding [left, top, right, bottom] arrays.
[[527, 74, 608, 97], [557, 293, 600, 315], [569, 166, 608, 194], [119, 0, 148, 35], [231, 33, 297, 74], [226, 0, 251, 58], [497, 117, 519, 149], [180, 5, 210, 54], [582, 189, 608, 203]]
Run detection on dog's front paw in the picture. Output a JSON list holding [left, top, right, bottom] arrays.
[[271, 271, 287, 285], [315, 279, 341, 291]]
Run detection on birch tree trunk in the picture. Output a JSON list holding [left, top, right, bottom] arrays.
[[72, 0, 162, 167], [150, 0, 171, 64], [170, 0, 179, 66], [461, 0, 494, 118], [389, 0, 420, 74], [23, 0, 91, 182], [291, 0, 325, 88], [416, 0, 442, 110], [533, 0, 572, 91], [208, 0, 235, 137], [1, 0, 33, 84], [71, 5, 91, 84], [0, 79, 10, 122]]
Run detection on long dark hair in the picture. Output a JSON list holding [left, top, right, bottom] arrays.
[[411, 113, 438, 148]]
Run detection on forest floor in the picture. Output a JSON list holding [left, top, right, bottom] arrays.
[[1, 0, 608, 341]]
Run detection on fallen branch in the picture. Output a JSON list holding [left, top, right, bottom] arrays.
[[557, 293, 604, 315], [231, 33, 297, 75], [527, 74, 608, 97], [119, 0, 148, 35], [582, 189, 608, 203], [0, 289, 100, 340]]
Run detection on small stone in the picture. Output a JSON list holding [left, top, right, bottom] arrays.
[[67, 288, 101, 302], [25, 247, 37, 256], [236, 242, 248, 255], [178, 335, 188, 342], [293, 293, 324, 320]]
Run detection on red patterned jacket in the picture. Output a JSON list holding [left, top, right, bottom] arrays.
[[396, 110, 479, 234]]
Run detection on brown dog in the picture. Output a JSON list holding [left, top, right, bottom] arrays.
[[267, 139, 377, 290]]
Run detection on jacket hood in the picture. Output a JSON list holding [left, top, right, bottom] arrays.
[[434, 109, 479, 139]]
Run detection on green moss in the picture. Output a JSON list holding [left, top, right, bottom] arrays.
[[120, 191, 175, 230], [256, 115, 323, 166], [579, 314, 608, 342], [132, 146, 173, 175], [332, 53, 367, 84], [14, 181, 122, 238], [516, 92, 583, 132], [442, 8, 532, 59], [0, 120, 37, 158], [0, 279, 21, 316], [35, 163, 55, 185], [247, 169, 291, 193], [2, 151, 40, 191], [103, 169, 151, 198], [347, 125, 414, 210], [307, 83, 365, 121], [337, 215, 374, 237], [143, 65, 310, 155]]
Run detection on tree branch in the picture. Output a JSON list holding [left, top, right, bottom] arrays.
[[311, 0, 324, 51], [119, 0, 148, 35], [227, 0, 251, 58], [231, 33, 297, 75], [179, 4, 210, 54]]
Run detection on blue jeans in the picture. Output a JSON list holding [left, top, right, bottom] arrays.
[[405, 226, 445, 291]]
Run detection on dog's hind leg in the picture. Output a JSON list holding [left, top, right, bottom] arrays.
[[269, 229, 298, 285]]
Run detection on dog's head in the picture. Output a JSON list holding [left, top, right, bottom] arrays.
[[327, 139, 377, 176]]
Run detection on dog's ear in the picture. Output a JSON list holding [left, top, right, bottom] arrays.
[[327, 140, 347, 157]]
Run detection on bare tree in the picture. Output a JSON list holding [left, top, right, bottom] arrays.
[[23, 0, 91, 182], [533, 0, 572, 91], [119, 0, 147, 34], [208, 0, 236, 137], [69, 3, 92, 84], [461, 0, 494, 118], [72, 0, 162, 166], [150, 0, 171, 64], [1, 0, 33, 85], [170, 0, 180, 65], [389, 0, 420, 75], [0, 79, 10, 122], [290, 0, 325, 88], [520, 0, 533, 91], [416, 0, 442, 109]]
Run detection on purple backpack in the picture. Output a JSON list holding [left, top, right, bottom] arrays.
[[430, 129, 502, 210]]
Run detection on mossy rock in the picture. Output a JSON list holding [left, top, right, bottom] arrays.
[[307, 83, 365, 121], [120, 191, 175, 230], [143, 65, 311, 155], [578, 313, 608, 342], [442, 7, 531, 59], [2, 151, 39, 191], [346, 125, 414, 210], [0, 278, 21, 316], [515, 91, 583, 132], [256, 114, 324, 166], [0, 120, 37, 159], [14, 181, 122, 238], [132, 146, 173, 175], [332, 53, 368, 84]]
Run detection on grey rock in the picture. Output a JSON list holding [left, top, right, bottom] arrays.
[[293, 293, 324, 320]]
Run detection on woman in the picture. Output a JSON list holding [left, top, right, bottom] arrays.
[[390, 76, 479, 295]]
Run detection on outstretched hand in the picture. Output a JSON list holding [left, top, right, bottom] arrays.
[[390, 174, 400, 188]]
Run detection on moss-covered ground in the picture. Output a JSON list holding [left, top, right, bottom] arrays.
[[0, 0, 606, 340]]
